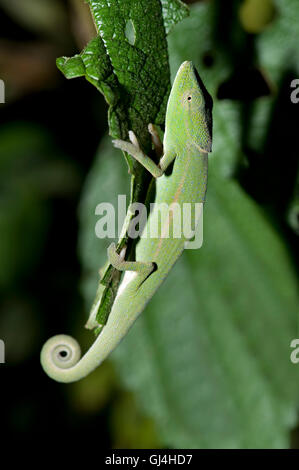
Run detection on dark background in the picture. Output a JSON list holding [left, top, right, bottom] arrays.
[[1, 0, 298, 448]]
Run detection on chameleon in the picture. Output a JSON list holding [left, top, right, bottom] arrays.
[[40, 61, 213, 383]]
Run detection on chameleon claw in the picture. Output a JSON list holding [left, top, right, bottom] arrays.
[[128, 130, 141, 149], [148, 123, 163, 157]]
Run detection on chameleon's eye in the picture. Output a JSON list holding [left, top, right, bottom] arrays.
[[187, 96, 192, 102]]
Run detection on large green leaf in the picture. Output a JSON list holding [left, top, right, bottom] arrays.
[[79, 1, 299, 448], [113, 174, 298, 448], [79, 138, 299, 448]]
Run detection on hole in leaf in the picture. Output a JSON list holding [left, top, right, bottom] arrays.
[[125, 19, 136, 46]]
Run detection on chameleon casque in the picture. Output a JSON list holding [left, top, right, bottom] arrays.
[[41, 61, 213, 383]]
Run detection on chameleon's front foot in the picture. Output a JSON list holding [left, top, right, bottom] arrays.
[[112, 129, 164, 178]]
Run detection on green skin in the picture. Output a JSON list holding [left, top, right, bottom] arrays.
[[40, 61, 213, 383]]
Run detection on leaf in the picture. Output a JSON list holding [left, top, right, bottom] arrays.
[[59, 0, 171, 143], [112, 174, 298, 449], [161, 0, 189, 34], [257, 0, 299, 82], [79, 138, 299, 448], [79, 1, 299, 448]]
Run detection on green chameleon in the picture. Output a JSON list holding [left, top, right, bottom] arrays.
[[40, 61, 213, 383]]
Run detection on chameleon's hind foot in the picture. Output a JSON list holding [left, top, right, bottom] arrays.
[[107, 243, 155, 277]]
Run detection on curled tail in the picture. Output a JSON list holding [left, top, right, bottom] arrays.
[[40, 331, 119, 383], [40, 244, 155, 383], [40, 314, 129, 383], [40, 270, 144, 383]]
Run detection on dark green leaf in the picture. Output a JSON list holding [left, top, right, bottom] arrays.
[[161, 0, 189, 34]]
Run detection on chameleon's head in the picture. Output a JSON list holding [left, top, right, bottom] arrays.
[[165, 61, 213, 153]]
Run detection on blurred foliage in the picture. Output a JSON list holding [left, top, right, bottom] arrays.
[[1, 0, 299, 449], [240, 0, 276, 33], [0, 0, 68, 40], [0, 122, 81, 288], [111, 391, 161, 449]]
